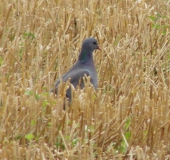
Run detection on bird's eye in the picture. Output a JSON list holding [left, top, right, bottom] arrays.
[[93, 42, 97, 45]]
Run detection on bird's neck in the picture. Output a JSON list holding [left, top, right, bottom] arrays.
[[78, 49, 93, 64]]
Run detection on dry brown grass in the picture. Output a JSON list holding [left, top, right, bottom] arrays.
[[1, 0, 170, 159]]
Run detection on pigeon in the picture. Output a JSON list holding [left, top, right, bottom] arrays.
[[51, 38, 101, 104]]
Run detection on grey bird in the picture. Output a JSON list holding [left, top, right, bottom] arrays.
[[51, 38, 101, 104]]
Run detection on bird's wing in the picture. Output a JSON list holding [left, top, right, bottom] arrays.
[[51, 69, 92, 94], [64, 69, 93, 99], [64, 69, 91, 87]]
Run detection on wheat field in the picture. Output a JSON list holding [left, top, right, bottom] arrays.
[[0, 0, 170, 159]]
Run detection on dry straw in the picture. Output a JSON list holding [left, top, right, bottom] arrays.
[[0, 0, 170, 159]]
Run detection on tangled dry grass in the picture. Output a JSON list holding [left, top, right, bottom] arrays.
[[1, 0, 170, 159]]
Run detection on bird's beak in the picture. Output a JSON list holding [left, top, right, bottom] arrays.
[[97, 46, 101, 50]]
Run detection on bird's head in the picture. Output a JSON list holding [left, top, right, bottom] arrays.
[[82, 38, 101, 52]]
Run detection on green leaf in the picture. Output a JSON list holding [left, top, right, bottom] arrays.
[[31, 120, 36, 126], [119, 141, 127, 153], [42, 99, 49, 108], [148, 16, 157, 22], [25, 90, 33, 96], [162, 30, 167, 35], [35, 93, 40, 100], [55, 138, 65, 150], [23, 32, 36, 39], [15, 135, 22, 140], [125, 131, 131, 140], [48, 122, 52, 127], [153, 24, 161, 29], [72, 138, 79, 146], [124, 117, 131, 130], [25, 133, 34, 141], [0, 56, 3, 66]]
